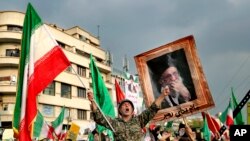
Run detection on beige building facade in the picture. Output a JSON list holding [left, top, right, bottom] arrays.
[[0, 11, 118, 139]]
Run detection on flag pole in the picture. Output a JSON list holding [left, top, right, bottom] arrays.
[[71, 65, 116, 133], [182, 117, 195, 141]]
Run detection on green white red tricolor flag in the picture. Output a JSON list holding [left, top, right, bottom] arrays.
[[52, 107, 65, 137], [226, 99, 234, 127], [33, 107, 65, 140], [33, 111, 54, 140], [12, 3, 70, 141]]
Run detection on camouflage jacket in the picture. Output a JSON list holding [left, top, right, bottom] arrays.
[[92, 102, 160, 141]]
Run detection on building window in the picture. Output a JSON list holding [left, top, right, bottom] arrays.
[[6, 49, 20, 57], [64, 107, 70, 118], [57, 41, 66, 48], [61, 83, 71, 98], [43, 81, 55, 96], [3, 104, 8, 111], [77, 109, 87, 120], [77, 87, 86, 98], [76, 49, 85, 56], [3, 104, 15, 112], [89, 40, 99, 47], [79, 35, 87, 41], [77, 65, 86, 77], [83, 53, 90, 58], [96, 57, 103, 63], [7, 25, 22, 32], [42, 105, 54, 117], [90, 113, 94, 120]]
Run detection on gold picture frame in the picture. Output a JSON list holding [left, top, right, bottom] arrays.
[[134, 35, 214, 122]]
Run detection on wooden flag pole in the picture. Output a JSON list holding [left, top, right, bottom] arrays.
[[182, 117, 195, 141]]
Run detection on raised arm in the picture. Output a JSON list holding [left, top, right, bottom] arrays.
[[87, 91, 97, 111], [138, 87, 170, 127]]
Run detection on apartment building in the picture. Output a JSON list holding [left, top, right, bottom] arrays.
[[0, 11, 115, 139]]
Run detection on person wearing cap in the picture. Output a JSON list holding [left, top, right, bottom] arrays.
[[87, 87, 170, 141]]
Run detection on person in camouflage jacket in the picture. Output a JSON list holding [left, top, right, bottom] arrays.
[[87, 87, 170, 141]]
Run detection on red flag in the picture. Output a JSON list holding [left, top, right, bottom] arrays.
[[201, 112, 221, 135], [115, 79, 125, 104]]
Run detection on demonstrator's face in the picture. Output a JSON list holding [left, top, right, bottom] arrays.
[[119, 102, 133, 116]]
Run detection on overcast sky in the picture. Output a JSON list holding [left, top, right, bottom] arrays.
[[1, 0, 250, 119]]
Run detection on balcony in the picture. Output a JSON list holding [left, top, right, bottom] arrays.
[[0, 56, 19, 67], [0, 30, 22, 43], [0, 85, 16, 93], [63, 50, 111, 73], [0, 110, 13, 122]]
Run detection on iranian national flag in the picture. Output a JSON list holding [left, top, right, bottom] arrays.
[[219, 99, 234, 127], [33, 111, 54, 140], [58, 128, 67, 141], [12, 3, 70, 141], [226, 99, 234, 127], [52, 107, 65, 137], [231, 87, 244, 125]]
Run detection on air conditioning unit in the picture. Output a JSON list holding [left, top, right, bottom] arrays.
[[10, 75, 16, 85]]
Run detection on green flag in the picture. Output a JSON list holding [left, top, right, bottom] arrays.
[[202, 116, 211, 141], [166, 121, 173, 128], [164, 121, 173, 132], [89, 54, 115, 137], [231, 87, 244, 125], [88, 133, 94, 141]]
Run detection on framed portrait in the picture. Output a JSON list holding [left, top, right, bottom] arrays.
[[134, 35, 214, 122]]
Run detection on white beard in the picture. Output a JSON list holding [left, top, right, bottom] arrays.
[[169, 90, 178, 98], [163, 90, 180, 107]]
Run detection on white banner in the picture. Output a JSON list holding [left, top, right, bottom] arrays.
[[124, 72, 143, 115]]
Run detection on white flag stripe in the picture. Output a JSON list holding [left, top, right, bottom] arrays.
[[20, 65, 29, 124], [31, 25, 58, 64]]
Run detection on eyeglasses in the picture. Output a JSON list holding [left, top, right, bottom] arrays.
[[160, 71, 179, 84]]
